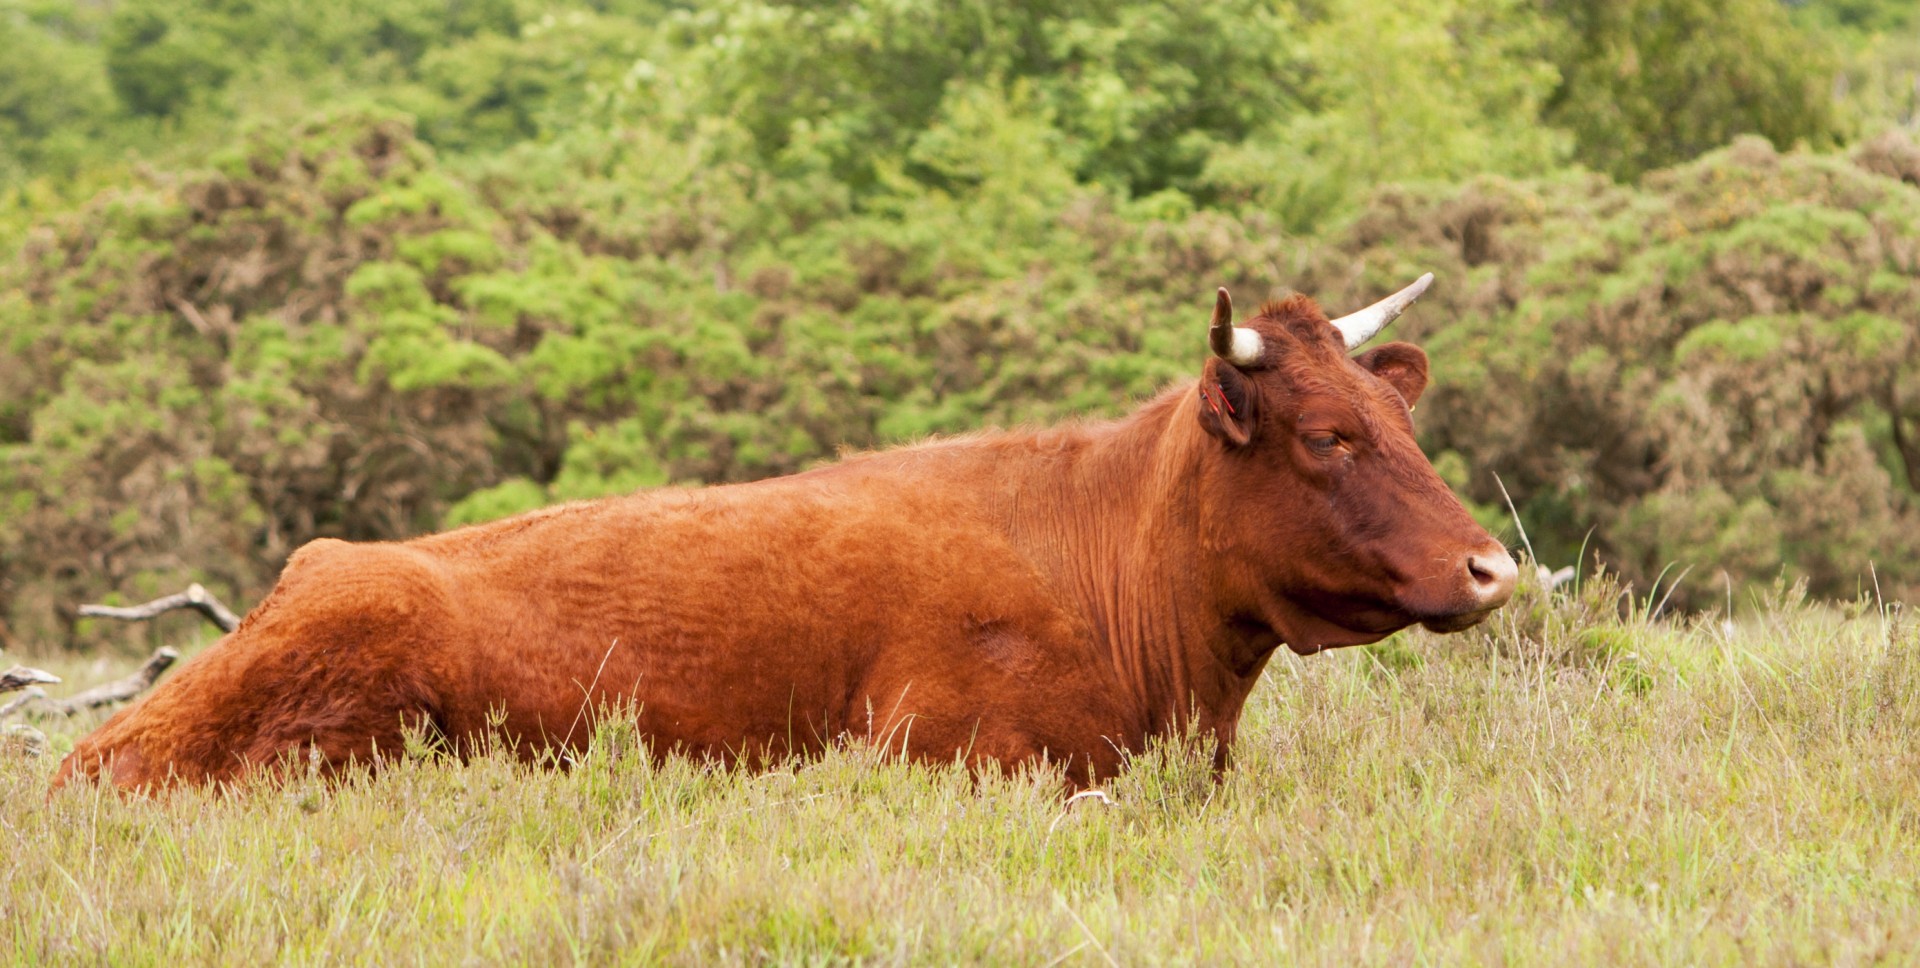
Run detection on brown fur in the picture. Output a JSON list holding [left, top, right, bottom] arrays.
[[53, 295, 1511, 793]]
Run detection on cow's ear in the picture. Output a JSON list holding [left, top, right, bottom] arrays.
[[1355, 342, 1429, 410], [1198, 358, 1257, 447]]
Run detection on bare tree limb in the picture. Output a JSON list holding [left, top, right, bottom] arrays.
[[33, 648, 179, 717], [79, 583, 240, 633], [0, 585, 221, 734], [0, 687, 47, 720], [0, 583, 230, 729], [0, 666, 59, 694]]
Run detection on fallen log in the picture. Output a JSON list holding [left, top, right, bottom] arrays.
[[78, 582, 241, 633]]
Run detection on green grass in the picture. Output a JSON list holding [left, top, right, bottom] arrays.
[[5, 571, 1918, 965]]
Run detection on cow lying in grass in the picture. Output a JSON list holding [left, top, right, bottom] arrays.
[[55, 276, 1516, 792]]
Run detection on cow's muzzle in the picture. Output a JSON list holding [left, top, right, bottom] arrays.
[[1466, 545, 1519, 607], [1417, 541, 1517, 632]]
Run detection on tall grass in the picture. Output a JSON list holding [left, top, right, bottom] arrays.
[[4, 568, 1917, 964]]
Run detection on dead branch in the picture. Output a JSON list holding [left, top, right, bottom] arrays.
[[33, 647, 179, 717], [79, 583, 240, 633], [0, 666, 59, 694], [0, 687, 47, 720], [0, 583, 232, 729]]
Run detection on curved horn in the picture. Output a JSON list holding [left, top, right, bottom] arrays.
[[1207, 287, 1264, 366], [1330, 272, 1434, 349]]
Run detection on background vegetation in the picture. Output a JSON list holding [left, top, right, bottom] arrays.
[[2, 0, 1918, 648]]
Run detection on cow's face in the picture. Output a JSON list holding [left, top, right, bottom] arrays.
[[1194, 282, 1516, 654]]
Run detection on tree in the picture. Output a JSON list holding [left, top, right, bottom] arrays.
[[102, 1, 235, 118], [1199, 0, 1569, 232], [1542, 0, 1844, 180]]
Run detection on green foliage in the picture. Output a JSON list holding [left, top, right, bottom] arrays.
[[0, 10, 114, 181], [16, 0, 1898, 205], [102, 1, 236, 118], [650, 0, 1304, 201], [0, 112, 518, 645], [1792, 0, 1917, 32], [1203, 0, 1569, 230], [1542, 0, 1845, 179], [400, 10, 652, 154], [100, 0, 524, 119]]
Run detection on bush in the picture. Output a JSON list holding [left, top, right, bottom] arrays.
[[1310, 134, 1920, 605]]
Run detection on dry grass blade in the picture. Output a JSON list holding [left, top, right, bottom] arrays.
[[1492, 471, 1537, 566], [586, 792, 830, 866], [1054, 894, 1120, 968]]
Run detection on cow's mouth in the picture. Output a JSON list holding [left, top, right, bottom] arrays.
[[1418, 606, 1499, 634], [1262, 584, 1505, 656]]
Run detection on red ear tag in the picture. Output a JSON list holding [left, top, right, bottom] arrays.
[[1216, 383, 1236, 415]]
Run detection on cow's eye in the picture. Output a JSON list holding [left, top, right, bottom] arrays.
[[1304, 432, 1341, 457]]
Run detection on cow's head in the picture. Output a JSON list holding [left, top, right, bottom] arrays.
[[1194, 275, 1516, 654]]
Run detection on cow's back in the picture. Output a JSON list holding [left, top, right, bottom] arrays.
[[416, 464, 1125, 768], [56, 439, 1141, 790]]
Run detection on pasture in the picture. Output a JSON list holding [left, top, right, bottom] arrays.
[[6, 570, 1916, 965], [6, 2, 1917, 963]]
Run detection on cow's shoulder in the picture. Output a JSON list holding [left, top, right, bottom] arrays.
[[238, 537, 452, 639]]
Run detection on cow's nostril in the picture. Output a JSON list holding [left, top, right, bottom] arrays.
[[1465, 549, 1519, 605]]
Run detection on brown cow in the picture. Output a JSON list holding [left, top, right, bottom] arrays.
[[53, 277, 1516, 792]]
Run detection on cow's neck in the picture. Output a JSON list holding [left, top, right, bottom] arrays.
[[998, 385, 1273, 755]]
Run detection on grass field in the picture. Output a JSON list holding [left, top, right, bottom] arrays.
[[4, 570, 1917, 965]]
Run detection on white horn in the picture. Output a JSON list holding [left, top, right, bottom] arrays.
[[1208, 287, 1264, 366], [1329, 272, 1434, 349]]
